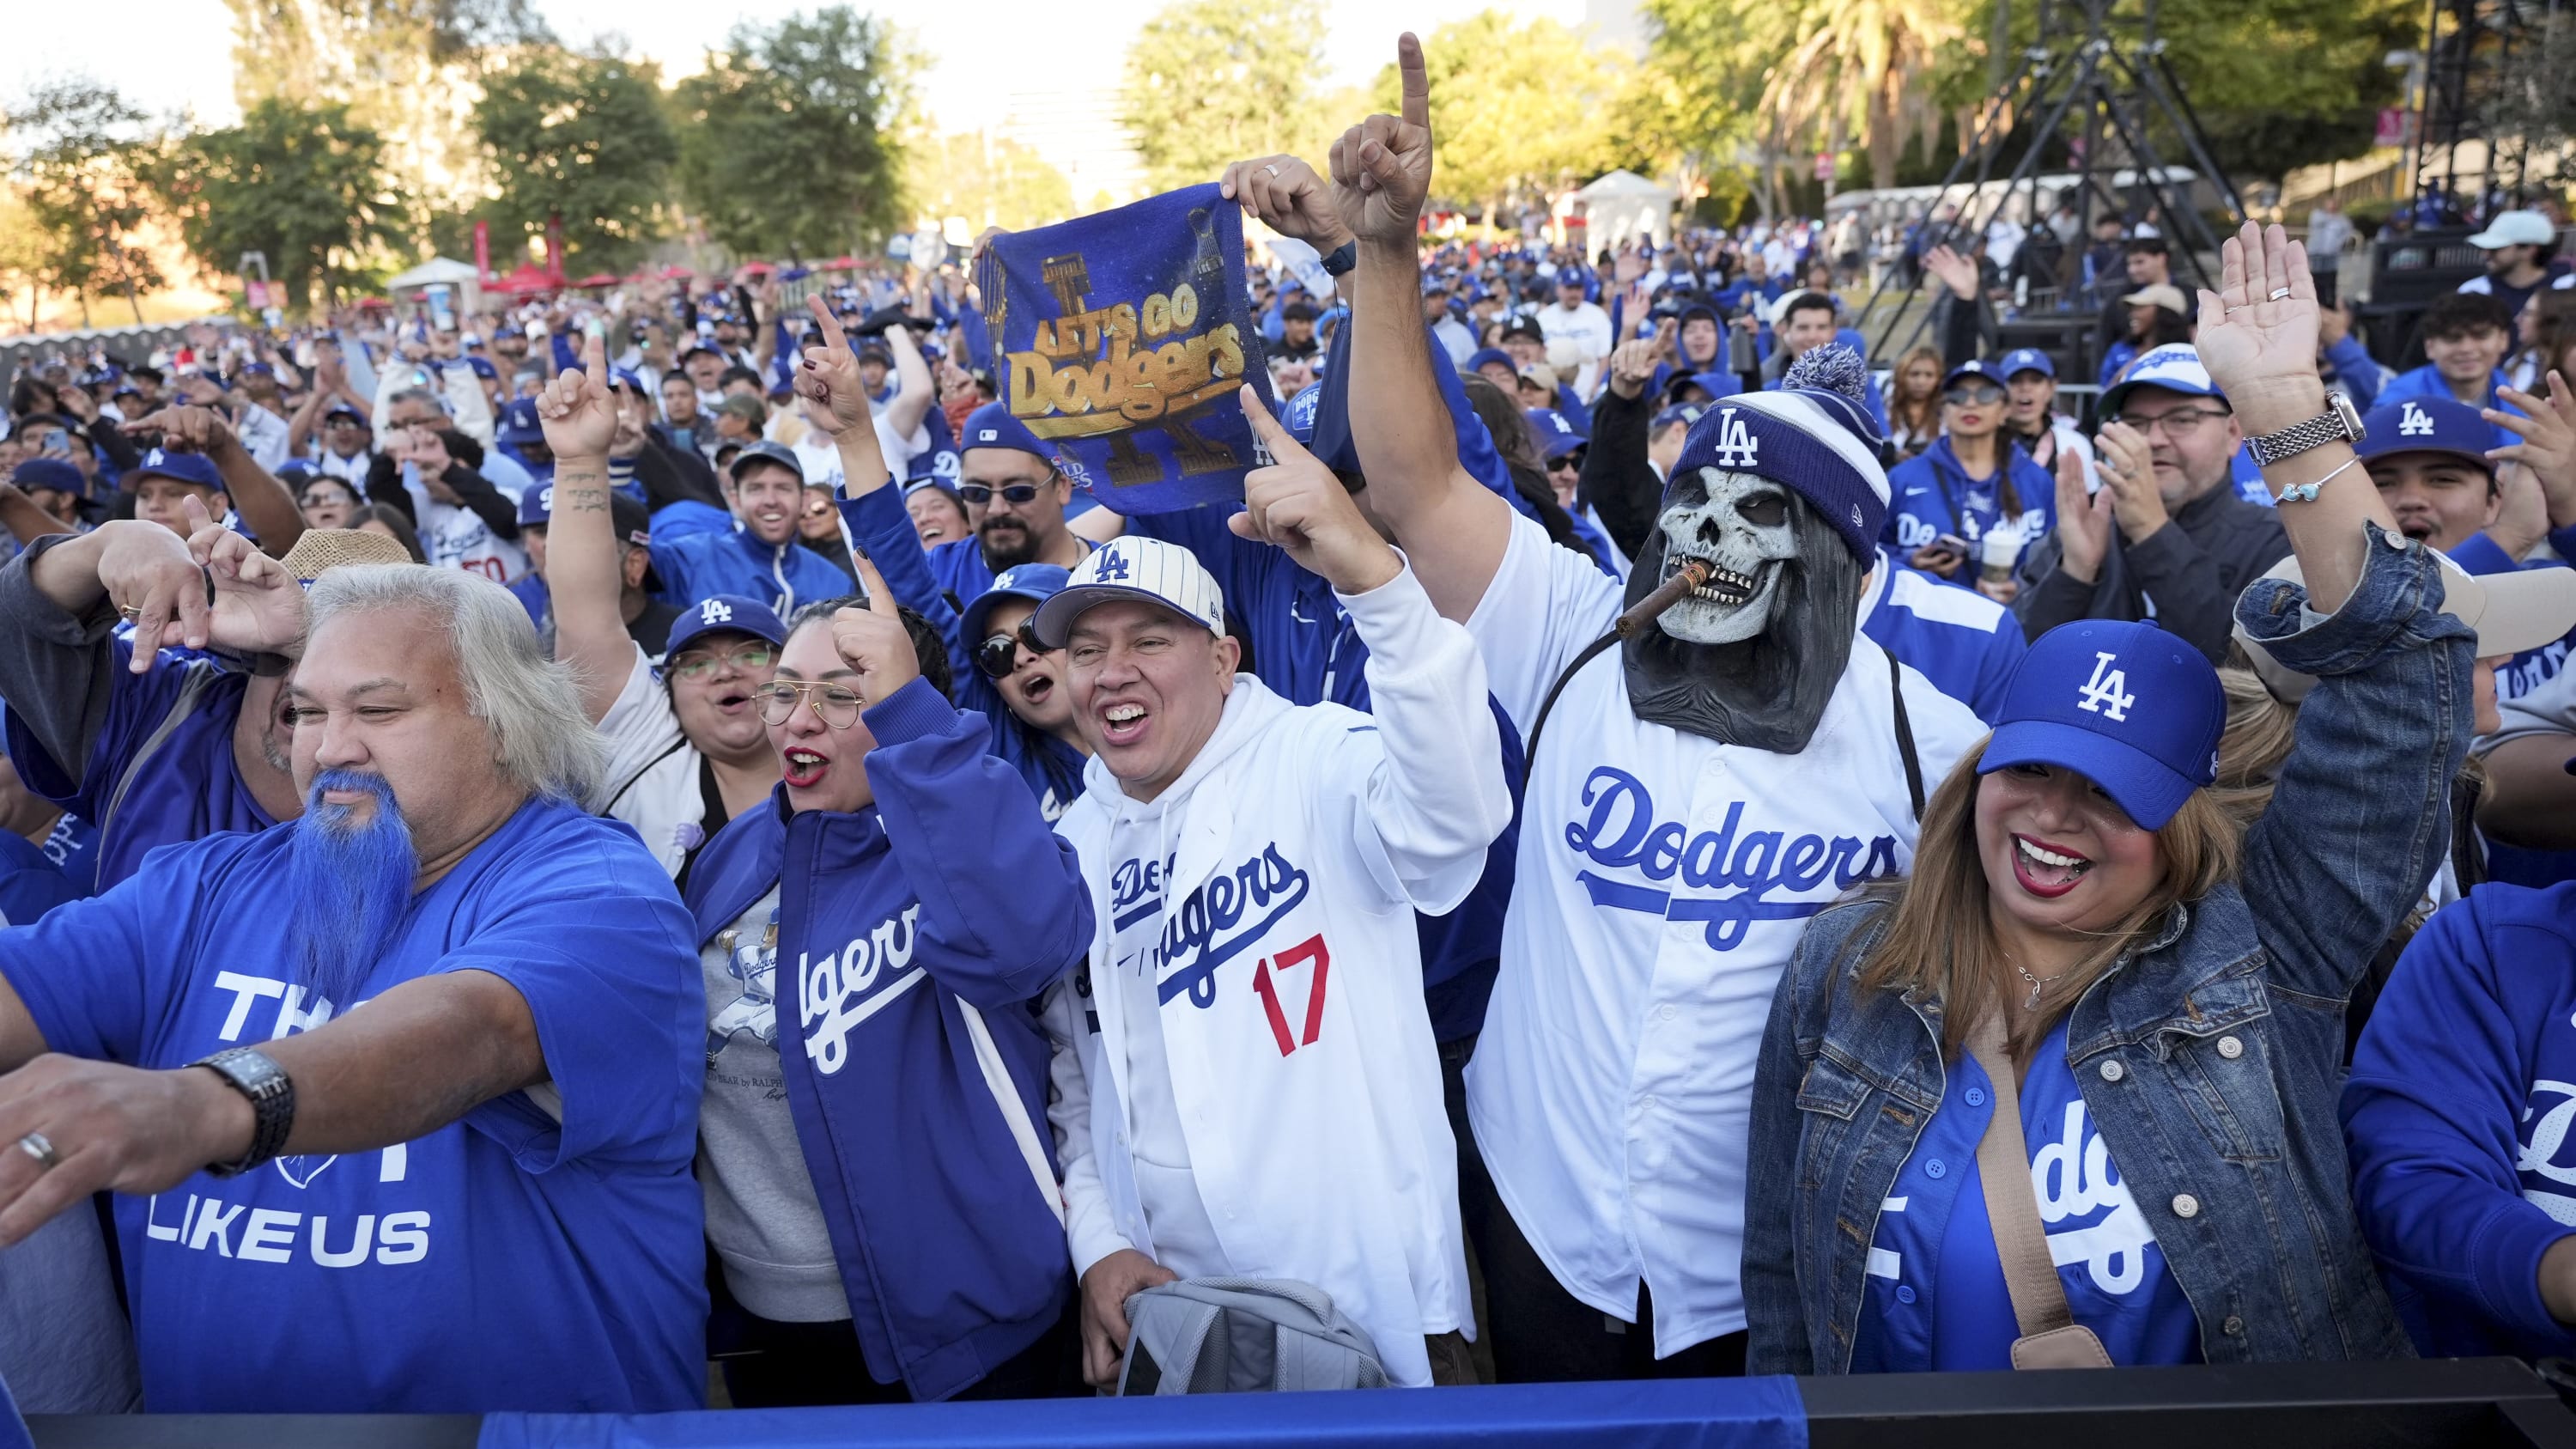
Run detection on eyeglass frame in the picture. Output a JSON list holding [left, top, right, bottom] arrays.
[[975, 619, 1060, 680], [958, 479, 1048, 507], [1941, 384, 2007, 407], [750, 678, 864, 729], [2104, 405, 2233, 438], [666, 641, 779, 683]]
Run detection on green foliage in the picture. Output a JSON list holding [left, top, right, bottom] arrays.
[[909, 132, 1075, 232], [1375, 11, 1630, 214], [672, 6, 914, 261], [158, 95, 408, 313], [1118, 0, 1327, 193], [473, 48, 676, 272], [4, 78, 167, 314]]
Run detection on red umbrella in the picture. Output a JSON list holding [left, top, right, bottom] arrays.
[[655, 265, 695, 281], [739, 260, 775, 275], [489, 262, 558, 295], [817, 255, 860, 270], [570, 272, 622, 289]]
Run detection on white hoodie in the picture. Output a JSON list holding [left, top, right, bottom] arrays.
[[1043, 563, 1512, 1387]]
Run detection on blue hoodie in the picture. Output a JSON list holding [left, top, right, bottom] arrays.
[[1883, 435, 2056, 554], [653, 523, 853, 618], [683, 677, 1090, 1400], [2345, 883, 2576, 1360]]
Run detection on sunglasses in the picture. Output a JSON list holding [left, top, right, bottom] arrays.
[[959, 482, 1043, 507], [976, 620, 1059, 679], [1942, 385, 2005, 407], [1546, 452, 1584, 472]]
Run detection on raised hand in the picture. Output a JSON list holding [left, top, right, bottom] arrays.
[[92, 521, 212, 670], [1923, 245, 1979, 300], [125, 405, 240, 456], [2092, 419, 2169, 542], [796, 295, 874, 441], [1327, 33, 1433, 249], [2193, 222, 2324, 435], [533, 332, 619, 462], [1607, 336, 1662, 400], [1220, 155, 1352, 253], [828, 551, 919, 706], [174, 496, 306, 656], [2053, 441, 2115, 585], [2494, 371, 2576, 528], [1229, 385, 1400, 594]]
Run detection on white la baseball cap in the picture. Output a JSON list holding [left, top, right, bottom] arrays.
[[2233, 547, 2576, 703], [2466, 210, 2557, 250], [1030, 536, 1226, 648]]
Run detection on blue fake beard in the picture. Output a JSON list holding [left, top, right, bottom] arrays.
[[283, 769, 419, 1012]]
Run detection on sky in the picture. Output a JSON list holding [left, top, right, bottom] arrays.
[[8, 0, 1595, 136]]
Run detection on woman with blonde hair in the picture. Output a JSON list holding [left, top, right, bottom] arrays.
[[1744, 225, 2479, 1373]]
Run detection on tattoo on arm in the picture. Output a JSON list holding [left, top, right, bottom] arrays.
[[555, 470, 611, 511]]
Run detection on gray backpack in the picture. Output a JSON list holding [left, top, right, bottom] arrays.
[[1117, 1277, 1389, 1394]]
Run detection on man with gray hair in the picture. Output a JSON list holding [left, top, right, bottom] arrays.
[[0, 557, 709, 1413]]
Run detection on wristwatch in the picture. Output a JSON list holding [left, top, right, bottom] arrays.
[[192, 1046, 296, 1178], [2245, 391, 2365, 466], [1321, 240, 1358, 277]]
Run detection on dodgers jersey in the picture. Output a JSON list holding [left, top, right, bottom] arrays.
[[1463, 513, 1984, 1354]]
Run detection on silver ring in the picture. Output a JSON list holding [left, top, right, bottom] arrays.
[[2268, 286, 2294, 301], [1262, 164, 1280, 179], [17, 1132, 58, 1171]]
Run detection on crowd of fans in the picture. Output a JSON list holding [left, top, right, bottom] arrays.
[[3, 29, 2576, 1422]]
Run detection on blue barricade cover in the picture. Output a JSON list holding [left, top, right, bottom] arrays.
[[478, 1375, 1809, 1449]]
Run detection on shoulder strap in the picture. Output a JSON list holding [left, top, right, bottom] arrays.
[[96, 661, 220, 857], [1525, 631, 1621, 767], [1882, 643, 1925, 820], [1966, 1013, 2078, 1340]]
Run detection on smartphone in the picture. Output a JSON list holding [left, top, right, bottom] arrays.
[[1932, 533, 1974, 557], [426, 283, 458, 334]]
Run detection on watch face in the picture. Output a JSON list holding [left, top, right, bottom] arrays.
[[2331, 391, 2364, 441]]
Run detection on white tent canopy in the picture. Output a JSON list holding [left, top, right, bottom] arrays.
[[1571, 169, 1676, 251], [386, 257, 478, 289]]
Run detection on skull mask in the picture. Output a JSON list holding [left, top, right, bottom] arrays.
[[1653, 467, 1797, 644]]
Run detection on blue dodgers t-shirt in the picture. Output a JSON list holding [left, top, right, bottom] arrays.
[[1856, 1020, 2202, 1371], [0, 831, 76, 926], [3, 639, 274, 892], [0, 798, 708, 1413]]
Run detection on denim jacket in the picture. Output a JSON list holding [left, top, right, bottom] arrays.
[[1745, 525, 2475, 1373]]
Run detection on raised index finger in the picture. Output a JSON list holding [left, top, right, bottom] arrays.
[[808, 295, 849, 355], [1237, 384, 1311, 465], [851, 547, 899, 618], [1396, 32, 1429, 130]]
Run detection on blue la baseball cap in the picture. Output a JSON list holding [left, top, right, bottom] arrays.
[[1667, 369, 1741, 405], [959, 400, 1053, 463], [962, 563, 1073, 644], [1283, 384, 1324, 446], [1940, 358, 2006, 392], [1464, 347, 1516, 377], [1527, 408, 1587, 460], [11, 458, 85, 498], [1650, 402, 1706, 435], [323, 399, 367, 425], [1980, 619, 2224, 830], [2000, 348, 2056, 381], [729, 440, 805, 484], [2359, 396, 2494, 475], [497, 398, 546, 447], [2100, 344, 2227, 418], [463, 356, 499, 381], [665, 594, 787, 657], [129, 449, 225, 493]]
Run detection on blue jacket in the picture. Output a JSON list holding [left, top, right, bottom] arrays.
[[2323, 336, 2392, 411], [840, 486, 1088, 821], [1746, 525, 2474, 1372], [1883, 436, 2056, 554], [683, 678, 1089, 1400], [653, 524, 851, 618], [2379, 365, 2526, 447], [2345, 882, 2576, 1360], [1857, 547, 2028, 722]]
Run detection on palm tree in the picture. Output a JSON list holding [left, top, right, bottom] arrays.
[[1755, 0, 1965, 192]]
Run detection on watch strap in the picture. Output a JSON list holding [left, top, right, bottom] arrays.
[[2249, 393, 2360, 466], [192, 1046, 296, 1178], [1321, 240, 1358, 277]]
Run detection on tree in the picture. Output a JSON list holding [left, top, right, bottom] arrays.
[[474, 49, 677, 273], [158, 96, 407, 314], [1118, 0, 1327, 194], [1372, 12, 1628, 218], [4, 77, 166, 326], [909, 131, 1075, 233], [672, 7, 914, 261]]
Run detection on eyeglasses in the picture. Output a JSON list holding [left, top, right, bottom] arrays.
[[669, 642, 777, 682], [977, 621, 1060, 679], [1546, 453, 1584, 473], [1942, 385, 2005, 407], [752, 679, 863, 728], [959, 482, 1043, 507], [2105, 406, 2230, 438]]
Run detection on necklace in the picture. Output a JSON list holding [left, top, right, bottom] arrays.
[[2014, 962, 2067, 1010]]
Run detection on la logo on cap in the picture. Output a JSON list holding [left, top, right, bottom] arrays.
[[701, 600, 733, 625], [1709, 407, 1759, 469], [2398, 403, 2435, 436], [2076, 650, 2136, 722]]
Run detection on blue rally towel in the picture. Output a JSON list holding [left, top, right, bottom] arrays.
[[978, 183, 1278, 514]]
